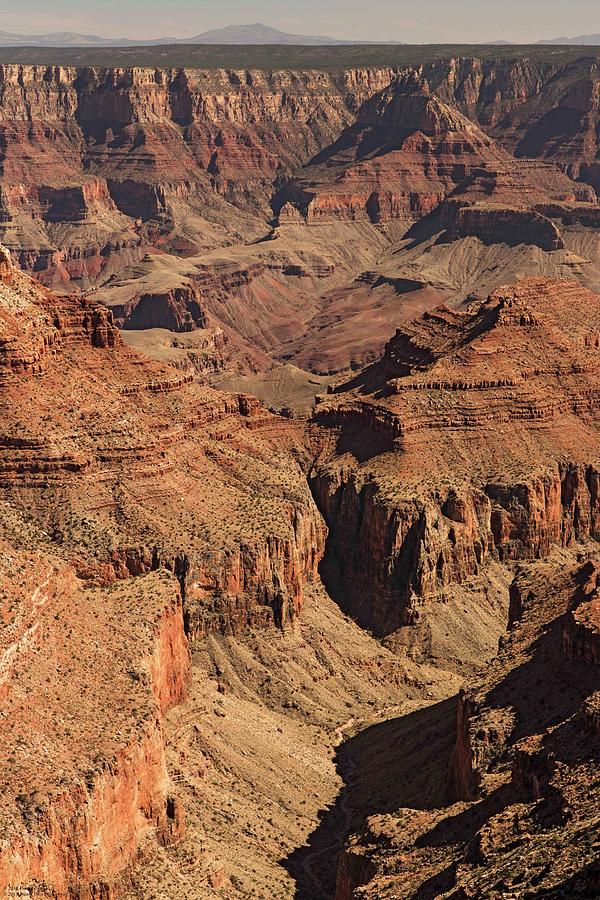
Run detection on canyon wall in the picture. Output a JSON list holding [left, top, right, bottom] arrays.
[[336, 552, 600, 898], [1, 58, 599, 285], [1, 59, 600, 384], [311, 278, 600, 646], [0, 563, 190, 900], [311, 461, 600, 635], [0, 248, 326, 896], [413, 57, 600, 185], [0, 65, 396, 283]]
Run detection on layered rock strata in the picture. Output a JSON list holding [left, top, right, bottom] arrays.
[[0, 245, 325, 895], [2, 63, 600, 384], [276, 89, 512, 232], [311, 279, 600, 652], [0, 558, 189, 900], [0, 65, 396, 285]]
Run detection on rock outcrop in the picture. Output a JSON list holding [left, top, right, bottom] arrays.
[[0, 251, 325, 631], [1, 62, 600, 383], [0, 64, 396, 285], [277, 81, 599, 253], [563, 561, 600, 665], [0, 549, 189, 900], [0, 253, 326, 895], [311, 279, 600, 657], [383, 57, 600, 196], [276, 89, 511, 232], [451, 205, 565, 251], [335, 552, 600, 898]]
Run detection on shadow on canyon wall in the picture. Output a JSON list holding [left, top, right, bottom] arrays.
[[282, 696, 457, 899]]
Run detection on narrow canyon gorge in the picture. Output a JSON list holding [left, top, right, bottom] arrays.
[[1, 45, 600, 900]]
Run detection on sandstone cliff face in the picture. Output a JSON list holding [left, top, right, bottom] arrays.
[[387, 57, 600, 195], [0, 251, 326, 895], [310, 470, 493, 633], [451, 205, 565, 251], [0, 253, 325, 641], [94, 505, 325, 639], [311, 279, 600, 645], [276, 90, 511, 232], [0, 65, 397, 284], [115, 284, 208, 332], [0, 559, 189, 900]]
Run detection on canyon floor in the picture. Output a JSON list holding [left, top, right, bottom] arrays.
[[123, 583, 464, 900]]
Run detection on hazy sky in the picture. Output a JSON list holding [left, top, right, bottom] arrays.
[[1, 0, 598, 43]]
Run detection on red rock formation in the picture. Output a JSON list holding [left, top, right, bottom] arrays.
[[437, 156, 596, 249], [0, 552, 189, 899], [445, 689, 478, 800], [451, 205, 564, 250], [0, 244, 12, 282], [337, 554, 600, 897], [335, 847, 375, 900], [0, 247, 325, 634], [312, 279, 600, 640], [277, 89, 511, 232], [0, 60, 599, 384], [0, 250, 326, 895], [563, 562, 600, 665], [511, 737, 556, 801], [114, 284, 208, 332], [276, 81, 599, 272], [374, 57, 600, 198], [0, 64, 397, 285], [0, 267, 121, 379]]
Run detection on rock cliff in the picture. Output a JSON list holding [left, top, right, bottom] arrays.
[[335, 551, 600, 897], [0, 548, 189, 899], [276, 89, 511, 231], [311, 278, 600, 661], [389, 56, 600, 194], [0, 246, 326, 895], [0, 65, 395, 285], [1, 62, 600, 380]]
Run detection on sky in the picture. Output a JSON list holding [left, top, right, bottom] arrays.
[[0, 0, 598, 43]]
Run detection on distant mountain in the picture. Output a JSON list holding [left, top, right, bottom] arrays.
[[0, 23, 397, 48], [188, 23, 353, 45], [0, 31, 172, 47], [538, 34, 600, 45]]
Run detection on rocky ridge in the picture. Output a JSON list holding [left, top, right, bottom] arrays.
[[0, 245, 329, 897], [4, 61, 600, 380], [299, 276, 600, 898], [311, 278, 600, 661], [0, 65, 394, 285], [335, 551, 600, 897]]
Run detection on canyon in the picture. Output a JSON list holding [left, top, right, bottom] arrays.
[[1, 57, 600, 381], [1, 46, 600, 900]]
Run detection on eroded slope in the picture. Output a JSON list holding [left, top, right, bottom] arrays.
[[336, 551, 600, 898], [312, 278, 600, 664]]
